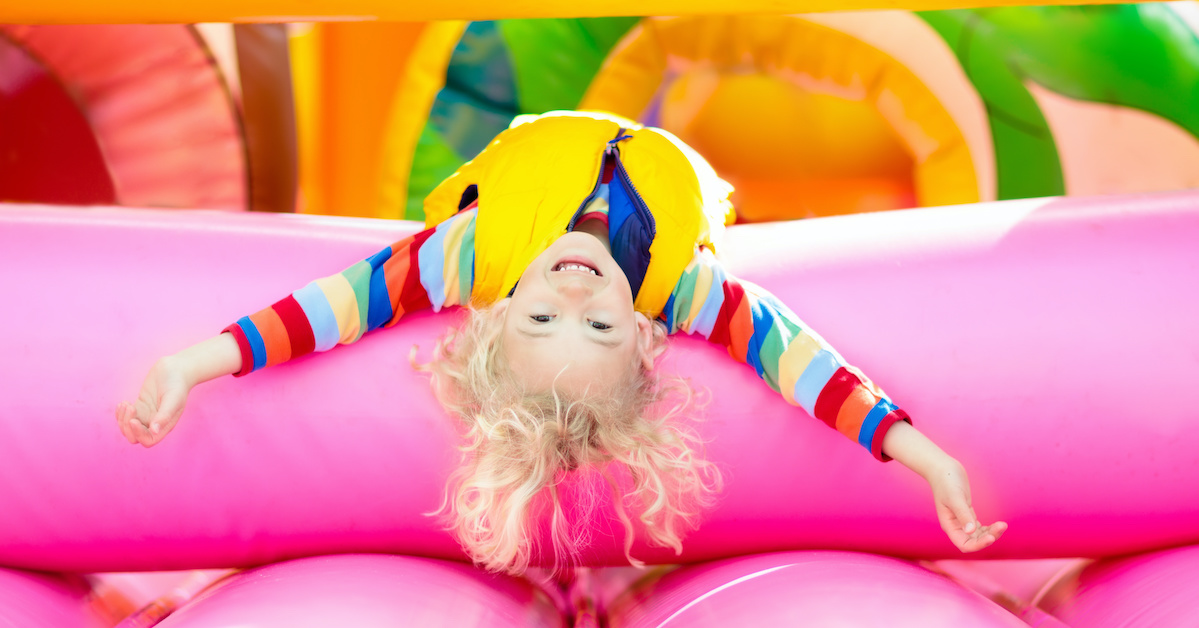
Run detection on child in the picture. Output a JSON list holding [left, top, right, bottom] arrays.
[[117, 111, 1006, 574]]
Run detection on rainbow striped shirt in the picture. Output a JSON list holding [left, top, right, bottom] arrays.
[[225, 207, 908, 461]]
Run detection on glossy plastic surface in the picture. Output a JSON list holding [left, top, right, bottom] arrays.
[[156, 555, 562, 628], [606, 552, 1027, 627]]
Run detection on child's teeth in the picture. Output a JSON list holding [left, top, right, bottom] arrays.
[[556, 263, 597, 274]]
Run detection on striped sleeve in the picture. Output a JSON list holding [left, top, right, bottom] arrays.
[[662, 249, 910, 461], [223, 208, 478, 377]]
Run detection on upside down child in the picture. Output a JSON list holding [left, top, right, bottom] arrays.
[[117, 111, 1006, 573]]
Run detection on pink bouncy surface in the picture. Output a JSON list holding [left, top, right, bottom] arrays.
[[155, 555, 562, 627], [606, 552, 1027, 627], [1, 190, 1197, 572]]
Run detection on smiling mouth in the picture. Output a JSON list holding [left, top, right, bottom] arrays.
[[553, 258, 602, 276]]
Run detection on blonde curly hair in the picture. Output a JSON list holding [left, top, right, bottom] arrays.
[[416, 305, 722, 574]]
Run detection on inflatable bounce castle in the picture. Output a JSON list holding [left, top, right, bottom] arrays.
[[1, 1, 1198, 626]]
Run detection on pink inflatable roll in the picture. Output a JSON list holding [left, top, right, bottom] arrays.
[[1036, 544, 1199, 627], [1, 190, 1198, 572], [0, 568, 104, 628], [153, 554, 562, 627], [605, 551, 1026, 627]]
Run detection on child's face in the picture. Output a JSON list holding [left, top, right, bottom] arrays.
[[499, 231, 654, 396]]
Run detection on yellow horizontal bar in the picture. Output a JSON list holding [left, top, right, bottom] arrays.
[[4, 0, 1137, 24]]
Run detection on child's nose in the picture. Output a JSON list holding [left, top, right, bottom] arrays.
[[557, 278, 594, 299]]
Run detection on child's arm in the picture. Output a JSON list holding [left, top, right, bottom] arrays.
[[223, 208, 475, 378], [661, 249, 1005, 551], [117, 208, 478, 446], [661, 249, 904, 460]]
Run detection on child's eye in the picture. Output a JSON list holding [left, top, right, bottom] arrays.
[[589, 321, 611, 330], [530, 314, 553, 323]]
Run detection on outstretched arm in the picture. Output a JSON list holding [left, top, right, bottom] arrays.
[[223, 208, 476, 377], [117, 208, 478, 446], [660, 249, 905, 460], [661, 249, 1005, 551]]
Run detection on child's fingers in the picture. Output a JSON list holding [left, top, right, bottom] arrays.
[[951, 528, 986, 553], [149, 390, 186, 439], [963, 536, 992, 552], [968, 524, 997, 548], [957, 508, 979, 536], [945, 494, 979, 536], [984, 521, 1008, 543], [116, 403, 137, 444], [127, 400, 155, 444], [954, 521, 1008, 553], [121, 402, 145, 446], [128, 418, 152, 447]]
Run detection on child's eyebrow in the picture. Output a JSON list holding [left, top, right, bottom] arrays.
[[517, 328, 622, 349]]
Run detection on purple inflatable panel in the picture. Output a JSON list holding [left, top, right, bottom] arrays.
[[1, 190, 1198, 571], [156, 555, 563, 627], [605, 551, 1027, 627]]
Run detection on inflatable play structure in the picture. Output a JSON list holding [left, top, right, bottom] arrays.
[[0, 23, 296, 212], [2, 1, 1198, 626], [5, 5, 1199, 219]]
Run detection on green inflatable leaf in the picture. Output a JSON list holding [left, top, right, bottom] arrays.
[[920, 9, 1065, 200], [408, 17, 640, 217], [920, 4, 1199, 201], [500, 17, 640, 114], [405, 124, 466, 221]]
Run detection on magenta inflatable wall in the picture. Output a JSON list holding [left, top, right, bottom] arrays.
[[1, 190, 1197, 572]]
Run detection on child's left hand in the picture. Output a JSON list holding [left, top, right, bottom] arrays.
[[881, 421, 1007, 552], [926, 459, 1007, 552]]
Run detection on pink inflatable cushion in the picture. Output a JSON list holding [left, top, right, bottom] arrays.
[[88, 571, 217, 615], [1036, 544, 1199, 627], [90, 569, 233, 626], [0, 568, 104, 628], [155, 554, 563, 627], [932, 558, 1085, 609], [0, 190, 1198, 572], [606, 551, 1027, 627]]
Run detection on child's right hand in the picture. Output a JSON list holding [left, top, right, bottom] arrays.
[[117, 357, 193, 447], [117, 332, 243, 447]]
